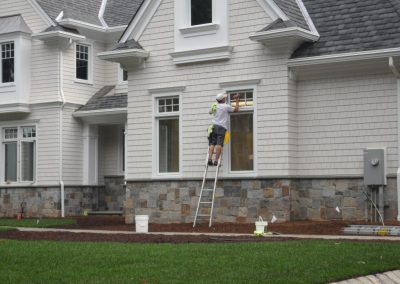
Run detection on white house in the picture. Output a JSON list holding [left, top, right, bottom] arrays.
[[1, 0, 400, 224]]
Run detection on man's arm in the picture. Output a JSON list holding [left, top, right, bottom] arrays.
[[233, 93, 240, 112]]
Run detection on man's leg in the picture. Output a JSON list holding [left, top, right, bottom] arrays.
[[208, 145, 214, 161], [215, 145, 222, 164]]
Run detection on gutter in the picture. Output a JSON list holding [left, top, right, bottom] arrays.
[[389, 56, 400, 221], [59, 49, 67, 218]]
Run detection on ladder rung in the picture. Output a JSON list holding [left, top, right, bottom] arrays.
[[200, 201, 213, 204], [197, 214, 211, 217], [202, 188, 214, 192]]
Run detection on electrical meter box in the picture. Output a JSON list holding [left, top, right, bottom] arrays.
[[363, 148, 387, 185]]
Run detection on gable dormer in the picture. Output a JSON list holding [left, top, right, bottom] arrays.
[[171, 0, 232, 65]]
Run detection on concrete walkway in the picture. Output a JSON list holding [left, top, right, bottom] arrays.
[[16, 227, 400, 241], [330, 270, 400, 284]]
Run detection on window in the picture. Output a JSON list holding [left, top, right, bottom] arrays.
[[76, 44, 90, 81], [191, 0, 212, 26], [1, 42, 14, 83], [228, 90, 254, 172], [155, 97, 180, 174], [2, 126, 36, 183], [123, 70, 128, 82]]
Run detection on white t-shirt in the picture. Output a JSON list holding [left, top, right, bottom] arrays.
[[212, 103, 234, 130]]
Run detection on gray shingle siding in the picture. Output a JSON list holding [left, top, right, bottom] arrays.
[[274, 0, 310, 30], [292, 0, 400, 58]]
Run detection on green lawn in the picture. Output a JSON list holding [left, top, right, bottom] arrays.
[[0, 227, 15, 232], [0, 218, 76, 228], [0, 240, 399, 283]]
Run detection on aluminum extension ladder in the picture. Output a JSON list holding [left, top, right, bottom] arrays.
[[193, 147, 221, 227]]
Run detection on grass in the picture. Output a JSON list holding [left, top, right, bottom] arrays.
[[0, 218, 76, 228], [0, 240, 400, 283], [0, 227, 15, 232]]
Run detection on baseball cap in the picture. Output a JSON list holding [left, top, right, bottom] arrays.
[[216, 93, 227, 101]]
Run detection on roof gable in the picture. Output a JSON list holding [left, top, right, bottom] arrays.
[[273, 0, 309, 30], [0, 15, 32, 35]]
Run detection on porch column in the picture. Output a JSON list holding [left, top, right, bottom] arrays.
[[83, 124, 99, 185]]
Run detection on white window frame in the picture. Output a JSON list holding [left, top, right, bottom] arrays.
[[189, 0, 215, 26], [0, 123, 38, 185], [74, 42, 93, 85], [152, 93, 182, 178], [118, 64, 128, 85], [222, 85, 258, 177], [0, 40, 15, 86]]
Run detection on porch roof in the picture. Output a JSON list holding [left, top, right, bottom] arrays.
[[76, 86, 127, 112], [0, 15, 32, 35]]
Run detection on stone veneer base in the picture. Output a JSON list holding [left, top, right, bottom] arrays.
[[124, 178, 398, 224]]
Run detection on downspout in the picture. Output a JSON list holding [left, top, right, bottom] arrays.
[[389, 56, 400, 221], [59, 48, 67, 218]]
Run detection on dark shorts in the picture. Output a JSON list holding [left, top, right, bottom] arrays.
[[208, 124, 227, 146]]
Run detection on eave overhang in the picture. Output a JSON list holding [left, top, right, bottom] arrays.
[[250, 27, 319, 43], [32, 30, 86, 42], [0, 104, 31, 114], [98, 48, 149, 69]]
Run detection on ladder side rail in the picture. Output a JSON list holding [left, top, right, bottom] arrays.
[[193, 147, 211, 227], [208, 155, 221, 227]]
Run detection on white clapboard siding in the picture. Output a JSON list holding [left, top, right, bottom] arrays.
[[296, 72, 398, 176], [125, 0, 304, 180]]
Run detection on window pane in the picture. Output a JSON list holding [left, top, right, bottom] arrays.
[[230, 113, 253, 171], [76, 44, 89, 80], [123, 70, 128, 81], [191, 0, 212, 26], [1, 43, 14, 83], [22, 126, 36, 138], [4, 142, 17, 182], [4, 127, 18, 139], [159, 118, 179, 173], [21, 141, 35, 182]]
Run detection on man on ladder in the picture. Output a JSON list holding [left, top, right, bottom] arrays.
[[208, 92, 240, 166], [193, 92, 240, 227]]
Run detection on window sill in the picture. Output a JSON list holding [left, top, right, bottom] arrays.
[[1, 181, 36, 187], [179, 23, 219, 38], [152, 173, 182, 180], [0, 82, 16, 88], [74, 79, 93, 86]]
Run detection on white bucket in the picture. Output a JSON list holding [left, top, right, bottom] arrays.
[[255, 216, 268, 234], [135, 215, 149, 233]]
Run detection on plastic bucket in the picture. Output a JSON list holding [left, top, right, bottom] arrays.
[[255, 216, 268, 234], [135, 215, 149, 233]]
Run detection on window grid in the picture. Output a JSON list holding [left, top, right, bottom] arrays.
[[22, 126, 36, 138], [228, 90, 254, 107], [1, 43, 14, 59], [158, 97, 179, 114], [4, 128, 18, 140], [76, 44, 89, 80], [1, 42, 15, 83]]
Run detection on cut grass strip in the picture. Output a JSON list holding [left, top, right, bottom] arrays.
[[0, 227, 16, 232], [0, 218, 76, 228], [1, 240, 400, 283]]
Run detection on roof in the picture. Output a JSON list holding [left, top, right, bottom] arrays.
[[273, 0, 309, 31], [112, 39, 143, 51], [35, 0, 144, 28], [77, 86, 127, 112], [43, 25, 80, 35], [261, 19, 297, 31], [292, 0, 400, 58], [0, 15, 32, 35]]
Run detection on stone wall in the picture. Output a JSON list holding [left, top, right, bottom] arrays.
[[125, 178, 398, 224], [98, 176, 125, 211], [0, 186, 101, 218]]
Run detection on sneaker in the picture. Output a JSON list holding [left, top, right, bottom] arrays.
[[213, 161, 218, 166], [208, 160, 213, 166]]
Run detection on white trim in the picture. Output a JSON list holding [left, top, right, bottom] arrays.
[[148, 86, 186, 94], [152, 91, 183, 178], [57, 19, 105, 32], [296, 0, 319, 36], [98, 48, 149, 60], [249, 27, 319, 42], [99, 0, 109, 28], [73, 108, 127, 118], [288, 48, 400, 67], [27, 0, 56, 27], [0, 104, 31, 114], [255, 0, 288, 21], [32, 31, 86, 41], [219, 79, 261, 88], [170, 45, 233, 65], [120, 0, 163, 42], [74, 42, 93, 84], [179, 23, 219, 38], [55, 11, 64, 22]]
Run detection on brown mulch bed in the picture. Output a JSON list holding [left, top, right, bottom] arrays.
[[1, 216, 399, 244]]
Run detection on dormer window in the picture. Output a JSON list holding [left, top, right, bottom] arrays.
[[1, 42, 14, 83], [191, 0, 212, 26]]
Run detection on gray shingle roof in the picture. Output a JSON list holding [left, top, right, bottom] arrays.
[[112, 38, 143, 51], [261, 19, 297, 31], [274, 0, 309, 30], [292, 0, 400, 58], [103, 0, 144, 27], [36, 0, 103, 26], [0, 15, 31, 35], [77, 86, 127, 112], [43, 25, 80, 34]]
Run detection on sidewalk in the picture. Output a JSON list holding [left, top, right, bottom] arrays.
[[16, 227, 400, 241], [330, 270, 400, 284]]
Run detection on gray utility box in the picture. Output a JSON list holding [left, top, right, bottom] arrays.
[[363, 148, 387, 185]]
